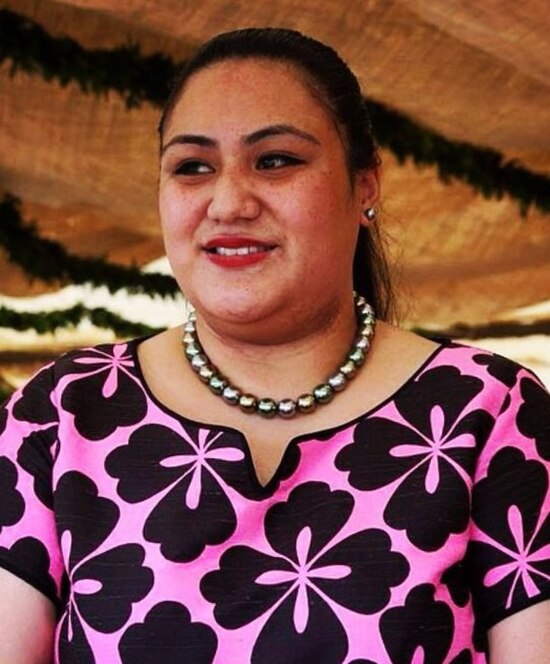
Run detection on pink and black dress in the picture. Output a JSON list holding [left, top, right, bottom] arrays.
[[0, 338, 549, 663]]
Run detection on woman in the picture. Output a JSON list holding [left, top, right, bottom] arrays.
[[1, 28, 549, 664]]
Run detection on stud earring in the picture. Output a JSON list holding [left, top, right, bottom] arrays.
[[364, 207, 377, 221]]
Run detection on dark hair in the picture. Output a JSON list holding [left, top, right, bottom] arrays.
[[159, 27, 395, 320]]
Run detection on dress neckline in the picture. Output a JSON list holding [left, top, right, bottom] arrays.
[[128, 335, 454, 492]]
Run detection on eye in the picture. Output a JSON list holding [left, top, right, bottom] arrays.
[[256, 153, 304, 170], [174, 160, 213, 176]]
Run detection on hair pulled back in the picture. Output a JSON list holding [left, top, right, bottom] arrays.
[[159, 27, 394, 320]]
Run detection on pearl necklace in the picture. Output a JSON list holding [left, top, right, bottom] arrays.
[[181, 293, 376, 418]]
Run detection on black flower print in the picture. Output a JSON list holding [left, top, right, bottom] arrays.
[[0, 457, 25, 533], [380, 584, 455, 664], [17, 425, 58, 509], [12, 363, 58, 425], [56, 471, 118, 566], [336, 366, 494, 550], [450, 651, 473, 664], [441, 562, 470, 608], [106, 422, 253, 562], [0, 537, 57, 605], [71, 545, 153, 632], [201, 482, 409, 664], [472, 353, 520, 389], [119, 602, 217, 664], [55, 472, 153, 660], [60, 344, 147, 440], [517, 377, 550, 460], [467, 447, 550, 624], [58, 608, 95, 664]]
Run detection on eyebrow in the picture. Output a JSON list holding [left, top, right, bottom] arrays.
[[161, 123, 320, 155], [244, 124, 320, 146], [161, 134, 216, 155]]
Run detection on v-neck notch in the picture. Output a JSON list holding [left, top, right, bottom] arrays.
[[130, 336, 449, 493]]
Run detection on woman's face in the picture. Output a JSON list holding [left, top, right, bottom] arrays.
[[159, 58, 377, 336]]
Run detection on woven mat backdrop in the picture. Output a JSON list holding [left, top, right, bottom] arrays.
[[1, 0, 549, 328]]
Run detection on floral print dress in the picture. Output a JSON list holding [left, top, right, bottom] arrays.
[[0, 339, 549, 663]]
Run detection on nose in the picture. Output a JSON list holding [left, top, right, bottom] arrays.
[[206, 169, 261, 223]]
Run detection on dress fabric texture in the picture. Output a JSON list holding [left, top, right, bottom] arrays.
[[0, 338, 549, 664]]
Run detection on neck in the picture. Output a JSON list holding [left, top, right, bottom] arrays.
[[192, 296, 358, 400]]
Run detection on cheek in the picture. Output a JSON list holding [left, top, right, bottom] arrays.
[[159, 185, 199, 237], [280, 177, 336, 222], [293, 180, 357, 236], [158, 185, 178, 228]]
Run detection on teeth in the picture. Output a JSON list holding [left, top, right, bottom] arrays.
[[214, 246, 264, 256]]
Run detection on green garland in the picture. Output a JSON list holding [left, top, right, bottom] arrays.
[[1, 8, 548, 214], [0, 7, 174, 107], [2, 296, 548, 340], [367, 101, 549, 216], [0, 303, 163, 336], [0, 302, 163, 401], [0, 376, 13, 403], [0, 194, 179, 297]]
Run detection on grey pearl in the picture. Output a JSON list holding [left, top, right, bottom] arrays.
[[297, 394, 317, 413], [278, 399, 297, 418], [339, 361, 357, 378], [355, 336, 370, 350], [222, 385, 241, 405], [239, 394, 257, 413], [359, 324, 375, 339], [190, 353, 208, 370], [257, 398, 278, 418], [184, 342, 202, 358], [328, 372, 348, 392], [349, 348, 366, 367], [313, 383, 334, 404], [198, 364, 215, 382], [209, 375, 228, 394], [360, 303, 374, 316]]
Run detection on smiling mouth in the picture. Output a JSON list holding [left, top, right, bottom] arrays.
[[206, 245, 274, 256]]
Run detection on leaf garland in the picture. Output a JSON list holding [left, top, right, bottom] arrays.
[[0, 194, 179, 297], [0, 302, 163, 337], [367, 101, 549, 216], [0, 8, 548, 214], [2, 296, 548, 340], [0, 376, 13, 403], [0, 7, 174, 107]]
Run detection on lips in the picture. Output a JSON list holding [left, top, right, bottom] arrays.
[[209, 245, 265, 256], [203, 236, 276, 268]]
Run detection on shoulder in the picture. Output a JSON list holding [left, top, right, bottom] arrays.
[[2, 338, 145, 422], [372, 322, 530, 392], [3, 337, 156, 447], [376, 325, 549, 420], [389, 324, 544, 391], [425, 339, 550, 463], [53, 338, 141, 375], [426, 338, 547, 404]]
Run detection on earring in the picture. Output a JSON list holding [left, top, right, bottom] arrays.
[[364, 207, 377, 221]]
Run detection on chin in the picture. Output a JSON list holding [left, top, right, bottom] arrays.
[[193, 290, 272, 324]]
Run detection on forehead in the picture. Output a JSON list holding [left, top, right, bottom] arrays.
[[165, 58, 335, 138]]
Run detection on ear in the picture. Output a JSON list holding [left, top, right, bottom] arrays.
[[356, 166, 381, 227]]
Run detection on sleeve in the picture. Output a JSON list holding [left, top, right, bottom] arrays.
[[0, 363, 64, 610], [467, 365, 550, 630]]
